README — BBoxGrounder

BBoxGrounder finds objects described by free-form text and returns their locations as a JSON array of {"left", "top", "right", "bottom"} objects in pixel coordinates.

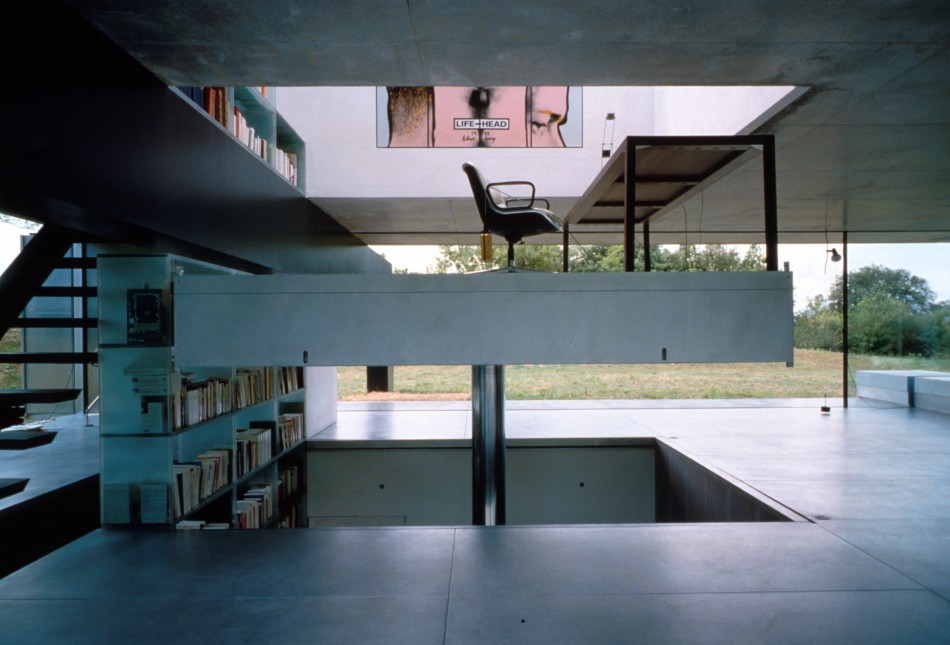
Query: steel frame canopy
[{"left": 563, "top": 135, "right": 778, "bottom": 272}]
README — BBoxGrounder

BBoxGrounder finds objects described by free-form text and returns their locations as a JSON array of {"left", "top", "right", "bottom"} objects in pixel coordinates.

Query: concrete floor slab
[
  {"left": 2, "top": 399, "right": 949, "bottom": 643},
  {"left": 445, "top": 590, "right": 950, "bottom": 645},
  {"left": 448, "top": 523, "right": 919, "bottom": 597}
]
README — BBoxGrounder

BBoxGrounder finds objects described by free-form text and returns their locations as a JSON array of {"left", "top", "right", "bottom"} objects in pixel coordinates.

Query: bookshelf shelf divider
[{"left": 99, "top": 254, "right": 309, "bottom": 529}]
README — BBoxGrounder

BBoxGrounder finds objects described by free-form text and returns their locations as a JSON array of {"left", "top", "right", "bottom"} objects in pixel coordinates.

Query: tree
[
  {"left": 430, "top": 243, "right": 765, "bottom": 274},
  {"left": 794, "top": 295, "right": 842, "bottom": 352},
  {"left": 794, "top": 264, "right": 945, "bottom": 357},
  {"left": 430, "top": 245, "right": 494, "bottom": 273},
  {"left": 430, "top": 244, "right": 564, "bottom": 273},
  {"left": 829, "top": 264, "right": 935, "bottom": 314}
]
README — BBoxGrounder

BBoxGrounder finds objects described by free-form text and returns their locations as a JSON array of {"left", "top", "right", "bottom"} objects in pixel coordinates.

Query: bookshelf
[
  {"left": 98, "top": 254, "right": 310, "bottom": 529},
  {"left": 176, "top": 85, "right": 305, "bottom": 191}
]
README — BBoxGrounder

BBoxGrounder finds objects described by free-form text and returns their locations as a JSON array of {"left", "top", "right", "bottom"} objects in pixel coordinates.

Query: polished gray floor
[
  {"left": 2, "top": 399, "right": 949, "bottom": 644},
  {"left": 0, "top": 413, "right": 99, "bottom": 513}
]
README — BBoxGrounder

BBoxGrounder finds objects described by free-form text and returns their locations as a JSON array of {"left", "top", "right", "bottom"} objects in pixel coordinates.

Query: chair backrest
[
  {"left": 462, "top": 163, "right": 490, "bottom": 225},
  {"left": 463, "top": 162, "right": 512, "bottom": 235}
]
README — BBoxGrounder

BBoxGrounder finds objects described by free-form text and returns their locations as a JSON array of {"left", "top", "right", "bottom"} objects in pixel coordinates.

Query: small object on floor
[
  {"left": 0, "top": 428, "right": 57, "bottom": 450},
  {"left": 0, "top": 477, "right": 29, "bottom": 499}
]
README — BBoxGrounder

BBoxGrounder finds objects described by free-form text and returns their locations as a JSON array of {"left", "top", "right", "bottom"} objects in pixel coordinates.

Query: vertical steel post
[
  {"left": 643, "top": 221, "right": 651, "bottom": 272},
  {"left": 472, "top": 365, "right": 506, "bottom": 526},
  {"left": 562, "top": 223, "right": 570, "bottom": 273},
  {"left": 842, "top": 232, "right": 849, "bottom": 408},
  {"left": 762, "top": 135, "right": 779, "bottom": 271},
  {"left": 624, "top": 137, "right": 636, "bottom": 272}
]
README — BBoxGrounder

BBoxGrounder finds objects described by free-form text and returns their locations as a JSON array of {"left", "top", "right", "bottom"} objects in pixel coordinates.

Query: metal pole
[
  {"left": 472, "top": 365, "right": 506, "bottom": 526},
  {"left": 762, "top": 136, "right": 779, "bottom": 271},
  {"left": 643, "top": 221, "right": 651, "bottom": 272},
  {"left": 624, "top": 137, "right": 636, "bottom": 272},
  {"left": 562, "top": 223, "right": 570, "bottom": 273},
  {"left": 842, "top": 232, "right": 849, "bottom": 408}
]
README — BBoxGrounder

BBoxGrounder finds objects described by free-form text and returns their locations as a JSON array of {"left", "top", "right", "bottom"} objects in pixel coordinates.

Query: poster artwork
[{"left": 381, "top": 86, "right": 581, "bottom": 148}]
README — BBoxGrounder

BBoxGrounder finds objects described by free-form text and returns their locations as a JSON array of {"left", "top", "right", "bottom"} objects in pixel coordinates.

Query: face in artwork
[{"left": 527, "top": 86, "right": 568, "bottom": 147}]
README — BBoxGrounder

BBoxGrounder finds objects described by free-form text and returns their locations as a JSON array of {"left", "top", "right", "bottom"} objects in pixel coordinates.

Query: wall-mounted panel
[{"left": 507, "top": 447, "right": 654, "bottom": 524}]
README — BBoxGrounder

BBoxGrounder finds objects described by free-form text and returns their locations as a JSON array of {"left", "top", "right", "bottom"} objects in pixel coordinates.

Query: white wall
[
  {"left": 276, "top": 86, "right": 796, "bottom": 199},
  {"left": 652, "top": 86, "right": 798, "bottom": 136}
]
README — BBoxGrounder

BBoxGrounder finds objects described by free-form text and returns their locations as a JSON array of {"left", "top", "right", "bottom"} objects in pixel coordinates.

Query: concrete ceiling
[{"left": 63, "top": 1, "right": 950, "bottom": 245}]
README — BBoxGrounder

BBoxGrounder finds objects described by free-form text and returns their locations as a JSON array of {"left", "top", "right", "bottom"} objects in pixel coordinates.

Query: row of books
[
  {"left": 231, "top": 89, "right": 297, "bottom": 187},
  {"left": 204, "top": 86, "right": 230, "bottom": 129},
  {"left": 278, "top": 502, "right": 303, "bottom": 528},
  {"left": 236, "top": 483, "right": 274, "bottom": 529},
  {"left": 172, "top": 366, "right": 303, "bottom": 430},
  {"left": 176, "top": 85, "right": 299, "bottom": 188},
  {"left": 278, "top": 464, "right": 300, "bottom": 502},
  {"left": 236, "top": 425, "right": 273, "bottom": 478},
  {"left": 276, "top": 366, "right": 304, "bottom": 396},
  {"left": 177, "top": 86, "right": 229, "bottom": 129},
  {"left": 173, "top": 375, "right": 233, "bottom": 429},
  {"left": 234, "top": 367, "right": 272, "bottom": 409},
  {"left": 231, "top": 107, "right": 268, "bottom": 159},
  {"left": 277, "top": 413, "right": 305, "bottom": 453},
  {"left": 274, "top": 148, "right": 298, "bottom": 186},
  {"left": 172, "top": 448, "right": 231, "bottom": 519}
]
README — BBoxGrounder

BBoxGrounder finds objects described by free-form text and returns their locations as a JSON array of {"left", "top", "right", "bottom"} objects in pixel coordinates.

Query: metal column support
[
  {"left": 643, "top": 221, "right": 651, "bottom": 272},
  {"left": 842, "top": 232, "right": 849, "bottom": 408},
  {"left": 624, "top": 144, "right": 636, "bottom": 272},
  {"left": 762, "top": 136, "right": 779, "bottom": 271},
  {"left": 562, "top": 223, "right": 570, "bottom": 273},
  {"left": 472, "top": 364, "right": 506, "bottom": 526}
]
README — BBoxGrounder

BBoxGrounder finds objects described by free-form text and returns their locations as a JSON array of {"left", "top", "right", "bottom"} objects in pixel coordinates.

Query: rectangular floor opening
[{"left": 308, "top": 438, "right": 801, "bottom": 527}]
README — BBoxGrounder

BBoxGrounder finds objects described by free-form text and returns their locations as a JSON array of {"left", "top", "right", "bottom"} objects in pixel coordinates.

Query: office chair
[{"left": 462, "top": 163, "right": 562, "bottom": 271}]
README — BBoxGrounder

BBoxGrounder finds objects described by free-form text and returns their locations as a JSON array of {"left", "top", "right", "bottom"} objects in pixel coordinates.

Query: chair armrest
[
  {"left": 504, "top": 197, "right": 551, "bottom": 209},
  {"left": 486, "top": 180, "right": 539, "bottom": 208}
]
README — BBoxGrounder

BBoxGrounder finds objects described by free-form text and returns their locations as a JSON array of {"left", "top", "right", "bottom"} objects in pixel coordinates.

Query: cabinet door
[{"left": 308, "top": 449, "right": 470, "bottom": 526}]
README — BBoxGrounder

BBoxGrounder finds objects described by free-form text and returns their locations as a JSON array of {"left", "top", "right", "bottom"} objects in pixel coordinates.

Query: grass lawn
[
  {"left": 0, "top": 329, "right": 22, "bottom": 390},
  {"left": 5, "top": 333, "right": 947, "bottom": 403},
  {"left": 338, "top": 349, "right": 950, "bottom": 401}
]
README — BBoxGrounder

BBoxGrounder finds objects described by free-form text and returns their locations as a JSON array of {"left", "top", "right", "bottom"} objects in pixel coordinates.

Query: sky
[{"left": 2, "top": 219, "right": 947, "bottom": 312}]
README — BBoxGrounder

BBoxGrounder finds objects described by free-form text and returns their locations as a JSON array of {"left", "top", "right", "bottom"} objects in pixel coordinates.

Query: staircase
[{"left": 0, "top": 225, "right": 97, "bottom": 429}]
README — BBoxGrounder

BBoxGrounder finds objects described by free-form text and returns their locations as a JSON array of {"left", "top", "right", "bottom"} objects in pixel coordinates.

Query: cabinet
[
  {"left": 176, "top": 85, "right": 306, "bottom": 191},
  {"left": 98, "top": 254, "right": 308, "bottom": 529}
]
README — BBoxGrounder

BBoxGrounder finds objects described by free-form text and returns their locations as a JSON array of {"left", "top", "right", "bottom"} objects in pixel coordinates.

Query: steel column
[
  {"left": 624, "top": 137, "right": 636, "bottom": 272},
  {"left": 762, "top": 136, "right": 778, "bottom": 271},
  {"left": 472, "top": 364, "right": 506, "bottom": 526},
  {"left": 842, "top": 232, "right": 849, "bottom": 408},
  {"left": 643, "top": 221, "right": 651, "bottom": 272},
  {"left": 562, "top": 223, "right": 570, "bottom": 273}
]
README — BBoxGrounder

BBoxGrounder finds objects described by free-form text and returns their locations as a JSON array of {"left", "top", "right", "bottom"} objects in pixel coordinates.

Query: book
[
  {"left": 139, "top": 483, "right": 169, "bottom": 524},
  {"left": 172, "top": 463, "right": 202, "bottom": 518},
  {"left": 174, "top": 374, "right": 232, "bottom": 429},
  {"left": 235, "top": 425, "right": 273, "bottom": 478},
  {"left": 276, "top": 366, "right": 303, "bottom": 395},
  {"left": 203, "top": 86, "right": 229, "bottom": 128},
  {"left": 278, "top": 465, "right": 299, "bottom": 500},
  {"left": 277, "top": 413, "right": 304, "bottom": 452},
  {"left": 237, "top": 482, "right": 274, "bottom": 529}
]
